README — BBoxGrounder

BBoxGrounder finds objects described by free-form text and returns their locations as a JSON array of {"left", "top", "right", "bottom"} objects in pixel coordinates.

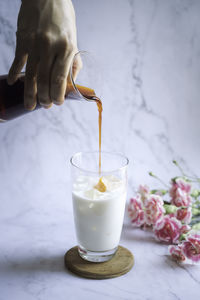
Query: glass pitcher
[{"left": 0, "top": 52, "right": 97, "bottom": 122}]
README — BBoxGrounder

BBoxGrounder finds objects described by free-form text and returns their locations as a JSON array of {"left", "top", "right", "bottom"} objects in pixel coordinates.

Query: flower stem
[
  {"left": 172, "top": 160, "right": 186, "bottom": 177},
  {"left": 149, "top": 172, "right": 169, "bottom": 188},
  {"left": 173, "top": 160, "right": 200, "bottom": 184}
]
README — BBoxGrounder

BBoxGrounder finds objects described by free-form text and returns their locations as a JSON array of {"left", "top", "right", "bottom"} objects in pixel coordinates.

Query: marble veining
[{"left": 0, "top": 0, "right": 200, "bottom": 299}]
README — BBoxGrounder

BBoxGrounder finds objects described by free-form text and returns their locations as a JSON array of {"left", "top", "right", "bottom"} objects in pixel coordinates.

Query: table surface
[{"left": 1, "top": 196, "right": 200, "bottom": 300}]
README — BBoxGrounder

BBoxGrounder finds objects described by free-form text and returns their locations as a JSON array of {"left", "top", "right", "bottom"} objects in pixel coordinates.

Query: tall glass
[{"left": 70, "top": 151, "right": 129, "bottom": 262}]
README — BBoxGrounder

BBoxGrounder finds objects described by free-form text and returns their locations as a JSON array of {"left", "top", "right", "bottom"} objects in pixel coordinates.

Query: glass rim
[{"left": 70, "top": 151, "right": 129, "bottom": 174}]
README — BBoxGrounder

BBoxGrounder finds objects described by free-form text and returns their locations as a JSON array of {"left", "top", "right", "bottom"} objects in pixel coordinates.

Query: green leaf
[
  {"left": 191, "top": 189, "right": 200, "bottom": 199},
  {"left": 164, "top": 204, "right": 177, "bottom": 214},
  {"left": 191, "top": 207, "right": 200, "bottom": 216},
  {"left": 150, "top": 189, "right": 167, "bottom": 195},
  {"left": 179, "top": 233, "right": 187, "bottom": 241},
  {"left": 192, "top": 222, "right": 200, "bottom": 230}
]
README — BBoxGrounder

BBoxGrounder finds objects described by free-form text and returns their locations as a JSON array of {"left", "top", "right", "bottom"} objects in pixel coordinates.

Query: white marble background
[{"left": 0, "top": 0, "right": 200, "bottom": 299}]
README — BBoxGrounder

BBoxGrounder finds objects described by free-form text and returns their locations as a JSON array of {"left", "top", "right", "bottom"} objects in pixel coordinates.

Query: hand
[{"left": 8, "top": 0, "right": 82, "bottom": 110}]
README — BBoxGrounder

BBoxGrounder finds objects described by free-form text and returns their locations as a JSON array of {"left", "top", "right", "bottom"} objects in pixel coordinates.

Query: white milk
[{"left": 72, "top": 175, "right": 127, "bottom": 252}]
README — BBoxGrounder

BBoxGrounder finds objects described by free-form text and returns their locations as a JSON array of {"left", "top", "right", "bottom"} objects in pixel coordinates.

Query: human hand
[{"left": 8, "top": 0, "right": 82, "bottom": 110}]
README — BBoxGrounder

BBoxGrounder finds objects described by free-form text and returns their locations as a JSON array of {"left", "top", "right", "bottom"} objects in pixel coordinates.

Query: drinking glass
[{"left": 70, "top": 151, "right": 129, "bottom": 262}]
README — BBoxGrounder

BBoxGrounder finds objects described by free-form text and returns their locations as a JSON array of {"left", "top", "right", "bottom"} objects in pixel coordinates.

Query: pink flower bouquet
[{"left": 128, "top": 161, "right": 200, "bottom": 265}]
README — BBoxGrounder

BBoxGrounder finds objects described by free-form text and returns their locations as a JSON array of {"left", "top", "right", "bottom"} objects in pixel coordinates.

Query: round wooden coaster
[{"left": 64, "top": 245, "right": 134, "bottom": 279}]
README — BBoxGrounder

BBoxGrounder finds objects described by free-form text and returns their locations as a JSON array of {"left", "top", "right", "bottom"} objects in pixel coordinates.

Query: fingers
[
  {"left": 24, "top": 53, "right": 38, "bottom": 110},
  {"left": 10, "top": 31, "right": 79, "bottom": 109},
  {"left": 50, "top": 51, "right": 74, "bottom": 105},
  {"left": 7, "top": 41, "right": 27, "bottom": 85},
  {"left": 24, "top": 33, "right": 53, "bottom": 110},
  {"left": 37, "top": 56, "right": 53, "bottom": 108},
  {"left": 37, "top": 50, "right": 54, "bottom": 109}
]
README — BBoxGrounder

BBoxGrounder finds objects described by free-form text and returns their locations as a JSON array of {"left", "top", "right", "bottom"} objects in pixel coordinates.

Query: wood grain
[{"left": 64, "top": 245, "right": 134, "bottom": 279}]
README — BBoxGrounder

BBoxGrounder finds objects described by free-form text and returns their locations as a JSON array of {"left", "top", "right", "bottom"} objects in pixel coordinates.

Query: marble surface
[{"left": 0, "top": 0, "right": 200, "bottom": 299}]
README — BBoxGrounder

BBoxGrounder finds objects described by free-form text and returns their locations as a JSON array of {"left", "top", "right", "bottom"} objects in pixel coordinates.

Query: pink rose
[
  {"left": 182, "top": 233, "right": 200, "bottom": 263},
  {"left": 175, "top": 207, "right": 192, "bottom": 224},
  {"left": 128, "top": 196, "right": 145, "bottom": 227},
  {"left": 168, "top": 245, "right": 186, "bottom": 262},
  {"left": 138, "top": 184, "right": 150, "bottom": 201},
  {"left": 144, "top": 195, "right": 165, "bottom": 226},
  {"left": 170, "top": 178, "right": 192, "bottom": 207},
  {"left": 154, "top": 216, "right": 183, "bottom": 244}
]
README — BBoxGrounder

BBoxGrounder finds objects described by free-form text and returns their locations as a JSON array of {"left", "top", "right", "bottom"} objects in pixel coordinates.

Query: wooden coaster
[{"left": 64, "top": 245, "right": 134, "bottom": 279}]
